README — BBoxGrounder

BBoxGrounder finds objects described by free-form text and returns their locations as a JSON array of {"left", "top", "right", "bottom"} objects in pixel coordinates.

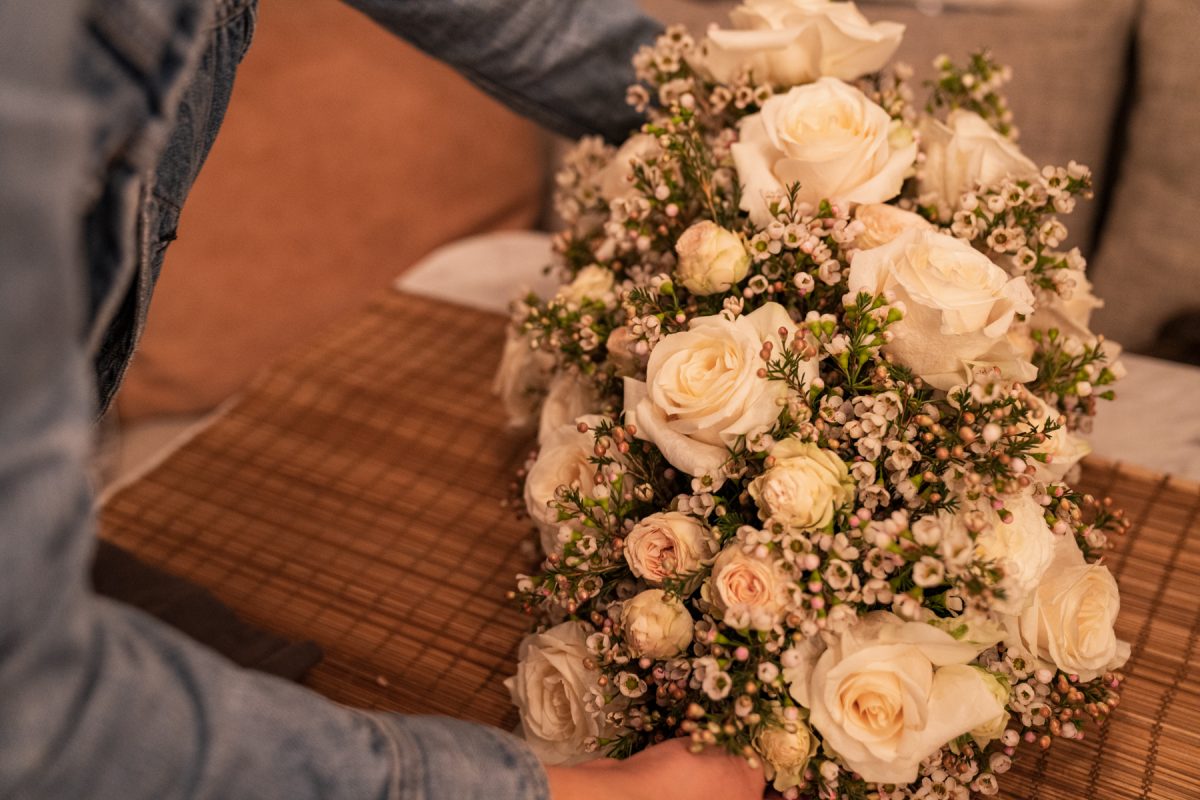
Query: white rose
[
  {"left": 524, "top": 416, "right": 605, "bottom": 555},
  {"left": 696, "top": 0, "right": 904, "bottom": 86},
  {"left": 621, "top": 589, "right": 695, "bottom": 659},
  {"left": 538, "top": 373, "right": 601, "bottom": 446},
  {"left": 733, "top": 78, "right": 917, "bottom": 226},
  {"left": 929, "top": 611, "right": 1006, "bottom": 652},
  {"left": 973, "top": 492, "right": 1056, "bottom": 614},
  {"left": 556, "top": 265, "right": 616, "bottom": 308},
  {"left": 1101, "top": 339, "right": 1127, "bottom": 383},
  {"left": 1023, "top": 394, "right": 1090, "bottom": 481},
  {"left": 625, "top": 303, "right": 815, "bottom": 477},
  {"left": 853, "top": 203, "right": 932, "bottom": 250},
  {"left": 1028, "top": 271, "right": 1104, "bottom": 342},
  {"left": 755, "top": 714, "right": 818, "bottom": 792},
  {"left": 674, "top": 221, "right": 752, "bottom": 296},
  {"left": 795, "top": 612, "right": 1005, "bottom": 784},
  {"left": 847, "top": 228, "right": 1036, "bottom": 390},
  {"left": 505, "top": 621, "right": 609, "bottom": 765},
  {"left": 1008, "top": 534, "right": 1130, "bottom": 682},
  {"left": 749, "top": 439, "right": 854, "bottom": 530},
  {"left": 919, "top": 110, "right": 1037, "bottom": 216},
  {"left": 1009, "top": 268, "right": 1107, "bottom": 368},
  {"left": 494, "top": 331, "right": 554, "bottom": 429},
  {"left": 624, "top": 512, "right": 720, "bottom": 585},
  {"left": 970, "top": 669, "right": 1012, "bottom": 747},
  {"left": 599, "top": 133, "right": 660, "bottom": 203},
  {"left": 704, "top": 545, "right": 791, "bottom": 631}
]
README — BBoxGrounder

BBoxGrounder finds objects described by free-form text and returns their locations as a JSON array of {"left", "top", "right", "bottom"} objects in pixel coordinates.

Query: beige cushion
[
  {"left": 117, "top": 0, "right": 545, "bottom": 420},
  {"left": 859, "top": 0, "right": 1136, "bottom": 251},
  {"left": 1089, "top": 0, "right": 1200, "bottom": 351}
]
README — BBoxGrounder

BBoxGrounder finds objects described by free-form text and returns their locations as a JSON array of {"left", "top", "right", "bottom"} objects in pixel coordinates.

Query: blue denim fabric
[
  {"left": 92, "top": 0, "right": 661, "bottom": 413},
  {"left": 0, "top": 0, "right": 659, "bottom": 797},
  {"left": 86, "top": 0, "right": 261, "bottom": 413}
]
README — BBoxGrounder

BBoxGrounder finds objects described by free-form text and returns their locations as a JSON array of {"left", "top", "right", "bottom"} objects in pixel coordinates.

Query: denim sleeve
[
  {"left": 342, "top": 0, "right": 663, "bottom": 142},
  {"left": 0, "top": 3, "right": 547, "bottom": 799}
]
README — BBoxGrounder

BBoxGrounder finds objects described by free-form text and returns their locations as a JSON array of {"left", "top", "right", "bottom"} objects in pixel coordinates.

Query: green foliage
[{"left": 927, "top": 50, "right": 1016, "bottom": 137}]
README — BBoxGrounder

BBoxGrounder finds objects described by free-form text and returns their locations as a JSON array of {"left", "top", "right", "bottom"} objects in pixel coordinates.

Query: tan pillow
[
  {"left": 859, "top": 0, "right": 1136, "bottom": 251},
  {"left": 1090, "top": 0, "right": 1200, "bottom": 351},
  {"left": 116, "top": 0, "right": 545, "bottom": 420}
]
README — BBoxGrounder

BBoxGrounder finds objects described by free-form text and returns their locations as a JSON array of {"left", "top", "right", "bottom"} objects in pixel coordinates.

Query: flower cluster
[
  {"left": 497, "top": 3, "right": 1128, "bottom": 798},
  {"left": 927, "top": 50, "right": 1016, "bottom": 138}
]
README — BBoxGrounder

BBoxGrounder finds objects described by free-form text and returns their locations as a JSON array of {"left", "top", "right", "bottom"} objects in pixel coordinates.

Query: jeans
[{"left": 0, "top": 1, "right": 659, "bottom": 797}]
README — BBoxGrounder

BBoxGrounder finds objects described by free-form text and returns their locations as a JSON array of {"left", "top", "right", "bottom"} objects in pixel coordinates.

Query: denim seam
[
  {"left": 483, "top": 726, "right": 551, "bottom": 800},
  {"left": 369, "top": 714, "right": 422, "bottom": 800},
  {"left": 151, "top": 187, "right": 183, "bottom": 212},
  {"left": 211, "top": 0, "right": 256, "bottom": 31},
  {"left": 84, "top": 170, "right": 143, "bottom": 362},
  {"left": 87, "top": 0, "right": 219, "bottom": 414}
]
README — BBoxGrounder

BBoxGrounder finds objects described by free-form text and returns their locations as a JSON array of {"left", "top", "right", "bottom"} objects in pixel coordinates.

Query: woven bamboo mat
[{"left": 100, "top": 291, "right": 1200, "bottom": 799}]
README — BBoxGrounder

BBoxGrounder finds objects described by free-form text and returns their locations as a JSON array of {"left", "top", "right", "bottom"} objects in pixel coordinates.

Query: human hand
[{"left": 545, "top": 737, "right": 766, "bottom": 800}]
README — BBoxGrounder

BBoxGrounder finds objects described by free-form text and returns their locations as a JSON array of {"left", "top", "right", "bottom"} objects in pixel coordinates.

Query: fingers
[
  {"left": 687, "top": 742, "right": 766, "bottom": 800},
  {"left": 597, "top": 737, "right": 766, "bottom": 800}
]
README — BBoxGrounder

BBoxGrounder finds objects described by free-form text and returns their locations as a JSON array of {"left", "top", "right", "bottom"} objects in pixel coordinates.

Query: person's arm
[
  {"left": 340, "top": 0, "right": 663, "bottom": 142},
  {"left": 0, "top": 6, "right": 761, "bottom": 800},
  {"left": 0, "top": 4, "right": 543, "bottom": 799}
]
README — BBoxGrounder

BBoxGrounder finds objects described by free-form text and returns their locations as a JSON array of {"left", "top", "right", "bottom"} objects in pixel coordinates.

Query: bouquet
[{"left": 498, "top": 2, "right": 1129, "bottom": 797}]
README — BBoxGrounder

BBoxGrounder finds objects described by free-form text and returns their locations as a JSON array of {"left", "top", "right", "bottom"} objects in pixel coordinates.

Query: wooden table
[{"left": 101, "top": 291, "right": 1200, "bottom": 799}]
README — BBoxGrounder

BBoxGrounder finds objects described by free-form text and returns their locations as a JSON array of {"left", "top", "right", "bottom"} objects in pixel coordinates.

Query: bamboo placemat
[{"left": 100, "top": 291, "right": 1200, "bottom": 799}]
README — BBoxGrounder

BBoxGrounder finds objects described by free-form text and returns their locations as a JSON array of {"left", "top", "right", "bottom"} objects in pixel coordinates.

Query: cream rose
[
  {"left": 755, "top": 714, "right": 818, "bottom": 792},
  {"left": 556, "top": 265, "right": 616, "bottom": 308},
  {"left": 970, "top": 669, "right": 1012, "bottom": 746},
  {"left": 624, "top": 303, "right": 815, "bottom": 478},
  {"left": 1007, "top": 535, "right": 1130, "bottom": 682},
  {"left": 1023, "top": 394, "right": 1090, "bottom": 481},
  {"left": 524, "top": 416, "right": 605, "bottom": 555},
  {"left": 621, "top": 589, "right": 695, "bottom": 659},
  {"left": 696, "top": 0, "right": 904, "bottom": 86},
  {"left": 494, "top": 331, "right": 554, "bottom": 429},
  {"left": 1027, "top": 271, "right": 1104, "bottom": 342},
  {"left": 704, "top": 545, "right": 791, "bottom": 630},
  {"left": 732, "top": 78, "right": 917, "bottom": 226},
  {"left": 929, "top": 611, "right": 1006, "bottom": 652},
  {"left": 749, "top": 440, "right": 854, "bottom": 530},
  {"left": 505, "top": 621, "right": 609, "bottom": 765},
  {"left": 919, "top": 109, "right": 1038, "bottom": 216},
  {"left": 599, "top": 133, "right": 660, "bottom": 203},
  {"left": 847, "top": 227, "right": 1036, "bottom": 390},
  {"left": 538, "top": 373, "right": 601, "bottom": 446},
  {"left": 853, "top": 203, "right": 932, "bottom": 250},
  {"left": 624, "top": 512, "right": 720, "bottom": 585},
  {"left": 973, "top": 492, "right": 1056, "bottom": 614},
  {"left": 674, "top": 221, "right": 752, "bottom": 296},
  {"left": 794, "top": 612, "right": 1005, "bottom": 784}
]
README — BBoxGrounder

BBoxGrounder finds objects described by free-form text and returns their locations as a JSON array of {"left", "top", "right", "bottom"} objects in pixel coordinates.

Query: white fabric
[{"left": 396, "top": 230, "right": 559, "bottom": 314}]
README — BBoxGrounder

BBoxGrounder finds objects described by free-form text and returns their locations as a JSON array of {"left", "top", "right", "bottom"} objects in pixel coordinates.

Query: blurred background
[{"left": 104, "top": 0, "right": 1199, "bottom": 478}]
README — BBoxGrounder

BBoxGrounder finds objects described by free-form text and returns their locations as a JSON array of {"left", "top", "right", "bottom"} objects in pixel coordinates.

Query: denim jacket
[{"left": 0, "top": 1, "right": 658, "bottom": 798}]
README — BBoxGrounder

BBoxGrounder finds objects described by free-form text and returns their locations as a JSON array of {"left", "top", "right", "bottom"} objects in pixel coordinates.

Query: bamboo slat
[{"left": 101, "top": 291, "right": 1200, "bottom": 799}]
